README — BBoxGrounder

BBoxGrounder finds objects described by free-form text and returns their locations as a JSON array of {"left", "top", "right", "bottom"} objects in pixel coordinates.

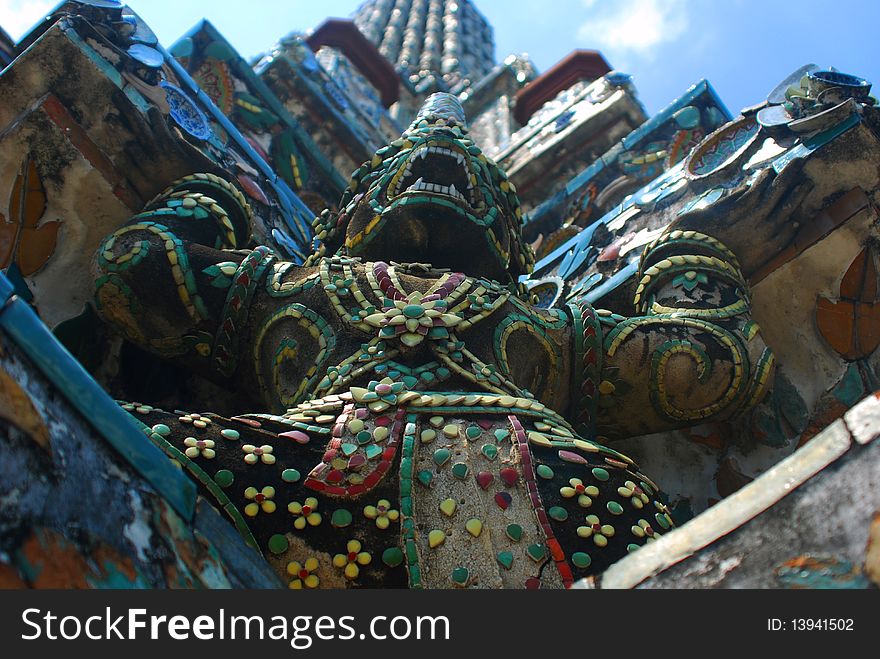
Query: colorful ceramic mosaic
[
  {"left": 90, "top": 91, "right": 776, "bottom": 588},
  {"left": 3, "top": 0, "right": 880, "bottom": 597}
]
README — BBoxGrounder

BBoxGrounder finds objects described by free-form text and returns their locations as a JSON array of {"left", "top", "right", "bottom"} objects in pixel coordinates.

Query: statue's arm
[
  {"left": 569, "top": 230, "right": 774, "bottom": 439},
  {"left": 92, "top": 174, "right": 283, "bottom": 391}
]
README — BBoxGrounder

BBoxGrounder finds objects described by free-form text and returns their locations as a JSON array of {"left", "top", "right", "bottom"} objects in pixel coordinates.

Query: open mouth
[{"left": 386, "top": 143, "right": 484, "bottom": 211}]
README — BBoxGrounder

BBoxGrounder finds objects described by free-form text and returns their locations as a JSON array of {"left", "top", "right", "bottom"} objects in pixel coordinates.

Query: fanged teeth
[
  {"left": 422, "top": 145, "right": 466, "bottom": 165},
  {"left": 405, "top": 178, "right": 467, "bottom": 202},
  {"left": 390, "top": 145, "right": 477, "bottom": 204}
]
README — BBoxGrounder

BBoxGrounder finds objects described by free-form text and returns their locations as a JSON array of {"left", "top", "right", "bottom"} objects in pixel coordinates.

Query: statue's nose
[{"left": 410, "top": 92, "right": 467, "bottom": 130}]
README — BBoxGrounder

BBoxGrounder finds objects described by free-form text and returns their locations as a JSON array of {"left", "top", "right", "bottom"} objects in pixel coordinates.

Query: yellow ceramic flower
[
  {"left": 183, "top": 436, "right": 216, "bottom": 459},
  {"left": 332, "top": 539, "right": 372, "bottom": 580},
  {"left": 576, "top": 514, "right": 615, "bottom": 547},
  {"left": 363, "top": 499, "right": 400, "bottom": 529},
  {"left": 560, "top": 478, "right": 599, "bottom": 508},
  {"left": 288, "top": 497, "right": 322, "bottom": 529},
  {"left": 243, "top": 486, "right": 276, "bottom": 516},
  {"left": 287, "top": 557, "right": 319, "bottom": 589},
  {"left": 631, "top": 518, "right": 660, "bottom": 542},
  {"left": 617, "top": 480, "right": 650, "bottom": 509},
  {"left": 242, "top": 444, "right": 275, "bottom": 465}
]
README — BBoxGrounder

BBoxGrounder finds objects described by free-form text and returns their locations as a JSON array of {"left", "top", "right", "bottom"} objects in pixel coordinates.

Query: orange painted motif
[
  {"left": 0, "top": 157, "right": 61, "bottom": 276},
  {"left": 0, "top": 363, "right": 50, "bottom": 452},
  {"left": 817, "top": 246, "right": 880, "bottom": 360}
]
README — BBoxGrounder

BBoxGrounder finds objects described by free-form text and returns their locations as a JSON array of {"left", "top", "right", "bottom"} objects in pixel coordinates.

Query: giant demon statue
[{"left": 93, "top": 93, "right": 771, "bottom": 588}]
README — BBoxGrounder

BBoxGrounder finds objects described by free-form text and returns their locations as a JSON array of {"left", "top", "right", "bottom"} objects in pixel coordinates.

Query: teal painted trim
[
  {"left": 803, "top": 110, "right": 860, "bottom": 150},
  {"left": 622, "top": 79, "right": 731, "bottom": 149},
  {"left": 60, "top": 22, "right": 122, "bottom": 87},
  {"left": 0, "top": 280, "right": 197, "bottom": 520},
  {"left": 772, "top": 111, "right": 861, "bottom": 174},
  {"left": 704, "top": 80, "right": 734, "bottom": 125}
]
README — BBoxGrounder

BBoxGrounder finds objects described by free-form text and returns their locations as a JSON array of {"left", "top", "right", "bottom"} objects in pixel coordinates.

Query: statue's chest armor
[
  {"left": 405, "top": 413, "right": 565, "bottom": 589},
  {"left": 299, "top": 393, "right": 577, "bottom": 589},
  {"left": 263, "top": 258, "right": 573, "bottom": 416},
  {"left": 150, "top": 386, "right": 668, "bottom": 590}
]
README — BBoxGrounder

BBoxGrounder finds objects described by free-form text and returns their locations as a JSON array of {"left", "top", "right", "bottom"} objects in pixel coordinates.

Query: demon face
[{"left": 310, "top": 93, "right": 534, "bottom": 283}]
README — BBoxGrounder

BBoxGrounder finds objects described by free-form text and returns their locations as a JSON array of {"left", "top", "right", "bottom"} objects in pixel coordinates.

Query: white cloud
[
  {"left": 577, "top": 0, "right": 690, "bottom": 61},
  {"left": 1, "top": 0, "right": 59, "bottom": 41}
]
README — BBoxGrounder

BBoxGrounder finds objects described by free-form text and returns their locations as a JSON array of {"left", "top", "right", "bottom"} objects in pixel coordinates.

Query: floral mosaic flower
[
  {"left": 242, "top": 443, "right": 275, "bottom": 465},
  {"left": 288, "top": 497, "right": 322, "bottom": 529},
  {"left": 631, "top": 518, "right": 660, "bottom": 542},
  {"left": 243, "top": 486, "right": 276, "bottom": 516},
  {"left": 617, "top": 480, "right": 650, "bottom": 509},
  {"left": 324, "top": 274, "right": 354, "bottom": 297},
  {"left": 350, "top": 377, "right": 406, "bottom": 412},
  {"left": 357, "top": 342, "right": 386, "bottom": 362},
  {"left": 363, "top": 499, "right": 400, "bottom": 529},
  {"left": 364, "top": 291, "right": 461, "bottom": 348},
  {"left": 183, "top": 436, "right": 216, "bottom": 459},
  {"left": 333, "top": 539, "right": 372, "bottom": 580},
  {"left": 287, "top": 557, "right": 319, "bottom": 589},
  {"left": 560, "top": 478, "right": 599, "bottom": 508},
  {"left": 179, "top": 412, "right": 211, "bottom": 428},
  {"left": 576, "top": 514, "right": 615, "bottom": 547},
  {"left": 596, "top": 366, "right": 632, "bottom": 409}
]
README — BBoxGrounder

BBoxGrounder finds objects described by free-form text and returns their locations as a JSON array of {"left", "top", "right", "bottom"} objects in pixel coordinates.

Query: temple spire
[{"left": 353, "top": 0, "right": 495, "bottom": 93}]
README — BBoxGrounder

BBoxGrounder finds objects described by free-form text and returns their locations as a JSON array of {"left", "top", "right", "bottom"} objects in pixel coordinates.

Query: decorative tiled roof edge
[
  {"left": 460, "top": 58, "right": 534, "bottom": 114},
  {"left": 156, "top": 41, "right": 317, "bottom": 257},
  {"left": 573, "top": 391, "right": 880, "bottom": 589},
  {"left": 526, "top": 79, "right": 730, "bottom": 230},
  {"left": 176, "top": 19, "right": 349, "bottom": 198},
  {"left": 254, "top": 34, "right": 392, "bottom": 164},
  {"left": 514, "top": 50, "right": 612, "bottom": 125},
  {"left": 0, "top": 272, "right": 198, "bottom": 521},
  {"left": 306, "top": 18, "right": 401, "bottom": 107},
  {"left": 13, "top": 9, "right": 317, "bottom": 259}
]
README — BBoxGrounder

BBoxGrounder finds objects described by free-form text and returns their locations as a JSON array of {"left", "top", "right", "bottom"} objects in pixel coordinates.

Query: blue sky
[{"left": 2, "top": 0, "right": 878, "bottom": 115}]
